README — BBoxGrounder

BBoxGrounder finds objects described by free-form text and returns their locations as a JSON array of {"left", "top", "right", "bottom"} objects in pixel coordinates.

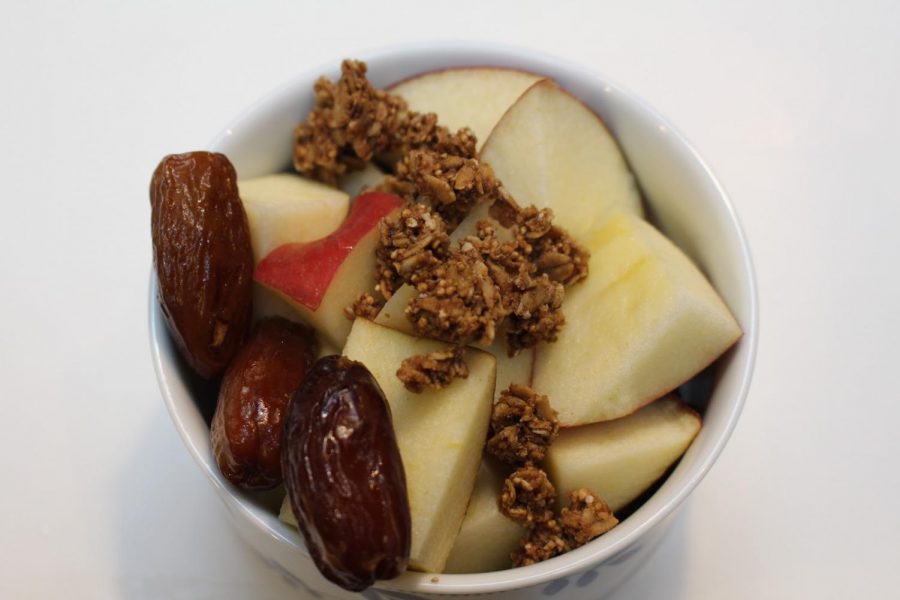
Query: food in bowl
[{"left": 149, "top": 59, "right": 741, "bottom": 592}]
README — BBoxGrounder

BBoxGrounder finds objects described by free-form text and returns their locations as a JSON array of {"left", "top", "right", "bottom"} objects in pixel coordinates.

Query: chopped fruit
[
  {"left": 279, "top": 494, "right": 298, "bottom": 528},
  {"left": 545, "top": 396, "right": 701, "bottom": 512},
  {"left": 443, "top": 460, "right": 525, "bottom": 574},
  {"left": 389, "top": 67, "right": 543, "bottom": 150},
  {"left": 480, "top": 80, "right": 643, "bottom": 241},
  {"left": 342, "top": 318, "right": 496, "bottom": 573},
  {"left": 254, "top": 191, "right": 403, "bottom": 348},
  {"left": 532, "top": 213, "right": 741, "bottom": 425},
  {"left": 338, "top": 162, "right": 385, "bottom": 198},
  {"left": 238, "top": 173, "right": 349, "bottom": 264}
]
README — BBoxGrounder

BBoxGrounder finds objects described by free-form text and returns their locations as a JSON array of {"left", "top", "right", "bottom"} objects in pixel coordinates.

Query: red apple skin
[{"left": 255, "top": 191, "right": 403, "bottom": 310}]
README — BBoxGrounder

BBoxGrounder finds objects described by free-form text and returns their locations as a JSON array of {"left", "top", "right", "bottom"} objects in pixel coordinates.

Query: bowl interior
[{"left": 150, "top": 44, "right": 757, "bottom": 595}]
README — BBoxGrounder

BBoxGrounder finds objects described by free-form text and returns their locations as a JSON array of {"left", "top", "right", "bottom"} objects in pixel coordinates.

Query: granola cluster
[
  {"left": 396, "top": 345, "right": 468, "bottom": 393},
  {"left": 487, "top": 384, "right": 559, "bottom": 465},
  {"left": 487, "top": 383, "right": 617, "bottom": 567},
  {"left": 490, "top": 194, "right": 589, "bottom": 287},
  {"left": 293, "top": 60, "right": 406, "bottom": 185},
  {"left": 383, "top": 149, "right": 501, "bottom": 228},
  {"left": 293, "top": 59, "right": 477, "bottom": 187},
  {"left": 375, "top": 203, "right": 451, "bottom": 300}
]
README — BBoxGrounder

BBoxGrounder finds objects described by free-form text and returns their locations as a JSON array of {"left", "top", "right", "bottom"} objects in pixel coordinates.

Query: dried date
[
  {"left": 210, "top": 317, "right": 317, "bottom": 490},
  {"left": 282, "top": 356, "right": 410, "bottom": 591},
  {"left": 150, "top": 151, "right": 254, "bottom": 378}
]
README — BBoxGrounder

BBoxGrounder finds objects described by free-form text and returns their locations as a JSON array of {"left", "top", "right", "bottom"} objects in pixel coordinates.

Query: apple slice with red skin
[{"left": 255, "top": 191, "right": 403, "bottom": 348}]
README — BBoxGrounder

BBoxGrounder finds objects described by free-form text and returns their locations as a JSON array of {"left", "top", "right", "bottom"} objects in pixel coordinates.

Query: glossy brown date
[
  {"left": 150, "top": 151, "right": 254, "bottom": 378},
  {"left": 282, "top": 356, "right": 411, "bottom": 591},
  {"left": 210, "top": 317, "right": 318, "bottom": 490}
]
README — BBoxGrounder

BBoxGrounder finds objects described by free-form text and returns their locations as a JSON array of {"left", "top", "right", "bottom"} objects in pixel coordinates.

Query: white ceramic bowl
[{"left": 149, "top": 43, "right": 758, "bottom": 600}]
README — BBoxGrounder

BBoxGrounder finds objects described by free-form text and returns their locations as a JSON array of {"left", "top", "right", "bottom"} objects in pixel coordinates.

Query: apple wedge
[
  {"left": 338, "top": 162, "right": 386, "bottom": 198},
  {"left": 532, "top": 213, "right": 742, "bottom": 425},
  {"left": 238, "top": 173, "right": 349, "bottom": 264},
  {"left": 480, "top": 80, "right": 643, "bottom": 241},
  {"left": 546, "top": 395, "right": 701, "bottom": 512},
  {"left": 342, "top": 319, "right": 496, "bottom": 573},
  {"left": 254, "top": 191, "right": 403, "bottom": 348},
  {"left": 390, "top": 68, "right": 543, "bottom": 150},
  {"left": 444, "top": 458, "right": 523, "bottom": 574}
]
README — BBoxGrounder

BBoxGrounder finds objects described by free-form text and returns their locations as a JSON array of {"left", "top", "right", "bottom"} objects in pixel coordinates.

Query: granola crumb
[
  {"left": 499, "top": 465, "right": 557, "bottom": 528},
  {"left": 347, "top": 292, "right": 381, "bottom": 320},
  {"left": 396, "top": 345, "right": 469, "bottom": 393},
  {"left": 560, "top": 487, "right": 619, "bottom": 546},
  {"left": 512, "top": 520, "right": 570, "bottom": 567},
  {"left": 487, "top": 384, "right": 560, "bottom": 465}
]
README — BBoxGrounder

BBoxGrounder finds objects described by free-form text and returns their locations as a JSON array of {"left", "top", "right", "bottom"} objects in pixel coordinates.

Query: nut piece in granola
[
  {"left": 487, "top": 384, "right": 559, "bottom": 465},
  {"left": 396, "top": 345, "right": 469, "bottom": 393},
  {"left": 499, "top": 465, "right": 557, "bottom": 528},
  {"left": 560, "top": 487, "right": 619, "bottom": 546}
]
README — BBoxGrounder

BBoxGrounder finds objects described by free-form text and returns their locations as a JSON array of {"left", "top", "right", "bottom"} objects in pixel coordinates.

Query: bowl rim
[{"left": 149, "top": 41, "right": 759, "bottom": 595}]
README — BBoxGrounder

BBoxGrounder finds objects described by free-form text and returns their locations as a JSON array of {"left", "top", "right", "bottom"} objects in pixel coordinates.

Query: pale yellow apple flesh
[
  {"left": 546, "top": 395, "right": 701, "bottom": 512},
  {"left": 338, "top": 162, "right": 386, "bottom": 198},
  {"left": 443, "top": 459, "right": 523, "bottom": 574},
  {"left": 480, "top": 80, "right": 643, "bottom": 241},
  {"left": 390, "top": 68, "right": 543, "bottom": 151},
  {"left": 342, "top": 318, "right": 496, "bottom": 573},
  {"left": 238, "top": 173, "right": 349, "bottom": 264},
  {"left": 532, "top": 213, "right": 742, "bottom": 425},
  {"left": 278, "top": 493, "right": 298, "bottom": 528}
]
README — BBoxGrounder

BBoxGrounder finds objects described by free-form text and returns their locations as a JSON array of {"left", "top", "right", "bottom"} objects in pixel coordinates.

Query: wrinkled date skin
[
  {"left": 150, "top": 151, "right": 254, "bottom": 378},
  {"left": 210, "top": 317, "right": 317, "bottom": 490},
  {"left": 282, "top": 356, "right": 411, "bottom": 591}
]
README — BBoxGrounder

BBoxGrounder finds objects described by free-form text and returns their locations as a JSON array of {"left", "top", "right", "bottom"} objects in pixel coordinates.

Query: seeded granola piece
[
  {"left": 487, "top": 384, "right": 560, "bottom": 465},
  {"left": 405, "top": 246, "right": 505, "bottom": 346},
  {"left": 374, "top": 204, "right": 450, "bottom": 300},
  {"left": 560, "top": 488, "right": 619, "bottom": 546},
  {"left": 490, "top": 194, "right": 590, "bottom": 286},
  {"left": 385, "top": 149, "right": 502, "bottom": 229},
  {"left": 347, "top": 292, "right": 381, "bottom": 320},
  {"left": 293, "top": 60, "right": 408, "bottom": 185},
  {"left": 499, "top": 465, "right": 557, "bottom": 528},
  {"left": 505, "top": 273, "right": 566, "bottom": 355},
  {"left": 396, "top": 345, "right": 469, "bottom": 393},
  {"left": 394, "top": 112, "right": 478, "bottom": 160},
  {"left": 511, "top": 519, "right": 571, "bottom": 567}
]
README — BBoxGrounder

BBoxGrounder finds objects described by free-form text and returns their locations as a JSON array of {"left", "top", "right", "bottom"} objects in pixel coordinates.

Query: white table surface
[{"left": 1, "top": 1, "right": 898, "bottom": 598}]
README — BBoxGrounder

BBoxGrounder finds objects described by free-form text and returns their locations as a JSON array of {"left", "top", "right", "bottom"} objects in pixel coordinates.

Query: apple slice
[
  {"left": 532, "top": 213, "right": 742, "bottom": 425},
  {"left": 443, "top": 458, "right": 523, "bottom": 574},
  {"left": 389, "top": 68, "right": 543, "bottom": 150},
  {"left": 546, "top": 395, "right": 701, "bottom": 512},
  {"left": 480, "top": 80, "right": 643, "bottom": 241},
  {"left": 254, "top": 191, "right": 403, "bottom": 348},
  {"left": 342, "top": 318, "right": 496, "bottom": 573},
  {"left": 238, "top": 173, "right": 349, "bottom": 264},
  {"left": 338, "top": 162, "right": 386, "bottom": 198},
  {"left": 279, "top": 493, "right": 298, "bottom": 528}
]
